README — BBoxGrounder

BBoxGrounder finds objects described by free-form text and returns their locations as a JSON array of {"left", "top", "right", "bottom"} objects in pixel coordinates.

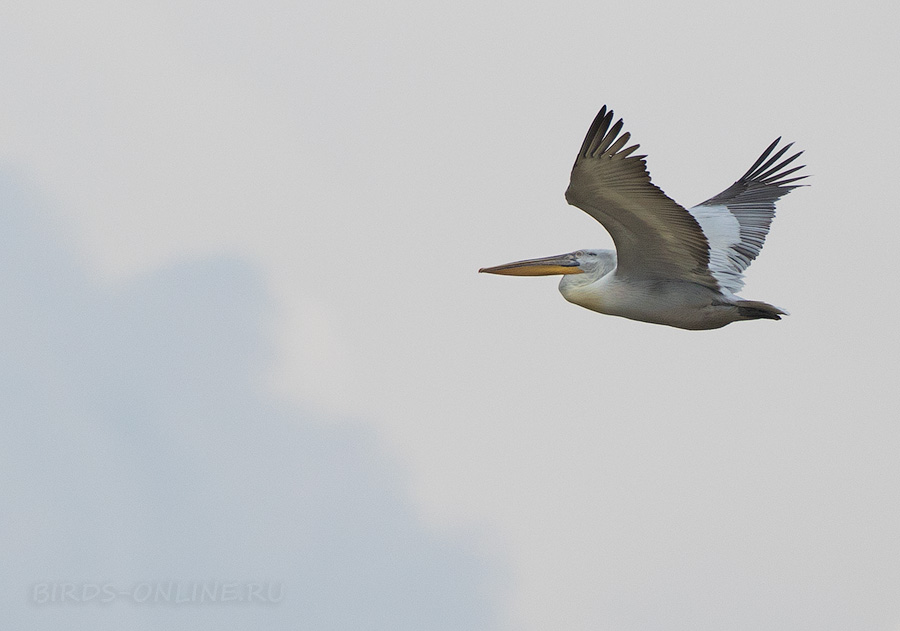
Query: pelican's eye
[{"left": 575, "top": 250, "right": 585, "bottom": 257}]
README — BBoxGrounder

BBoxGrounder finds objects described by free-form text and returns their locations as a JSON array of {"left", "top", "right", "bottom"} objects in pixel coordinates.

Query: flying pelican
[{"left": 479, "top": 106, "right": 806, "bottom": 330}]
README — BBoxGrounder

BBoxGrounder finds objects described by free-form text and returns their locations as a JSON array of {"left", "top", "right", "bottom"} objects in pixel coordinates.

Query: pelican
[{"left": 479, "top": 105, "right": 806, "bottom": 330}]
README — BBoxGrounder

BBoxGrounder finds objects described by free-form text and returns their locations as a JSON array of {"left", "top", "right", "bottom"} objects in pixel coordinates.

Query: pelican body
[{"left": 480, "top": 106, "right": 806, "bottom": 330}]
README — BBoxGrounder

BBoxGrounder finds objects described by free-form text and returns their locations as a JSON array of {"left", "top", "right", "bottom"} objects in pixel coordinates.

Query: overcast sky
[{"left": 3, "top": 1, "right": 899, "bottom": 629}]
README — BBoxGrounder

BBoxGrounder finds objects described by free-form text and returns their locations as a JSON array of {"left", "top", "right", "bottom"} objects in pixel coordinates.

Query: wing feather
[
  {"left": 565, "top": 107, "right": 718, "bottom": 289},
  {"left": 689, "top": 139, "right": 807, "bottom": 293}
]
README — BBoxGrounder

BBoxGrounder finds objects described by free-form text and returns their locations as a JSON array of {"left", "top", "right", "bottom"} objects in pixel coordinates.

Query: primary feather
[
  {"left": 688, "top": 139, "right": 807, "bottom": 294},
  {"left": 565, "top": 106, "right": 720, "bottom": 290}
]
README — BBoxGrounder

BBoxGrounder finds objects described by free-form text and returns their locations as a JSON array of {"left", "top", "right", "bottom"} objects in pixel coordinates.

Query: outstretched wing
[
  {"left": 565, "top": 107, "right": 719, "bottom": 290},
  {"left": 688, "top": 139, "right": 807, "bottom": 294}
]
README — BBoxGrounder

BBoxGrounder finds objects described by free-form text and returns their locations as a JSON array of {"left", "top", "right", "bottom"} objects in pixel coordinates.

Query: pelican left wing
[{"left": 565, "top": 107, "right": 719, "bottom": 290}]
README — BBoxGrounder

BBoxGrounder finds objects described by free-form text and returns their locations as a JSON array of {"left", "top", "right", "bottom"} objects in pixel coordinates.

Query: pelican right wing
[
  {"left": 689, "top": 139, "right": 807, "bottom": 294},
  {"left": 565, "top": 107, "right": 720, "bottom": 290}
]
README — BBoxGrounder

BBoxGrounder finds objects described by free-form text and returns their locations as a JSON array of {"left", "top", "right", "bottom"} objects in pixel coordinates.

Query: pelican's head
[{"left": 479, "top": 249, "right": 613, "bottom": 279}]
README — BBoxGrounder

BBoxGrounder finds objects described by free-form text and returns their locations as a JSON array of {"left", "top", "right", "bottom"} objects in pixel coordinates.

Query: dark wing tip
[
  {"left": 576, "top": 105, "right": 641, "bottom": 164},
  {"left": 697, "top": 137, "right": 808, "bottom": 207},
  {"left": 742, "top": 139, "right": 806, "bottom": 184},
  {"left": 577, "top": 106, "right": 610, "bottom": 158}
]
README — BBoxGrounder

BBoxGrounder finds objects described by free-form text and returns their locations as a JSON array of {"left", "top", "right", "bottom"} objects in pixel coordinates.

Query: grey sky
[
  {"left": 0, "top": 174, "right": 500, "bottom": 629},
  {"left": 3, "top": 0, "right": 900, "bottom": 629}
]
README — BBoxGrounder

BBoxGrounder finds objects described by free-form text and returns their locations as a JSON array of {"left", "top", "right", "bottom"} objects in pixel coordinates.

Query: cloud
[{"left": 0, "top": 173, "right": 502, "bottom": 630}]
